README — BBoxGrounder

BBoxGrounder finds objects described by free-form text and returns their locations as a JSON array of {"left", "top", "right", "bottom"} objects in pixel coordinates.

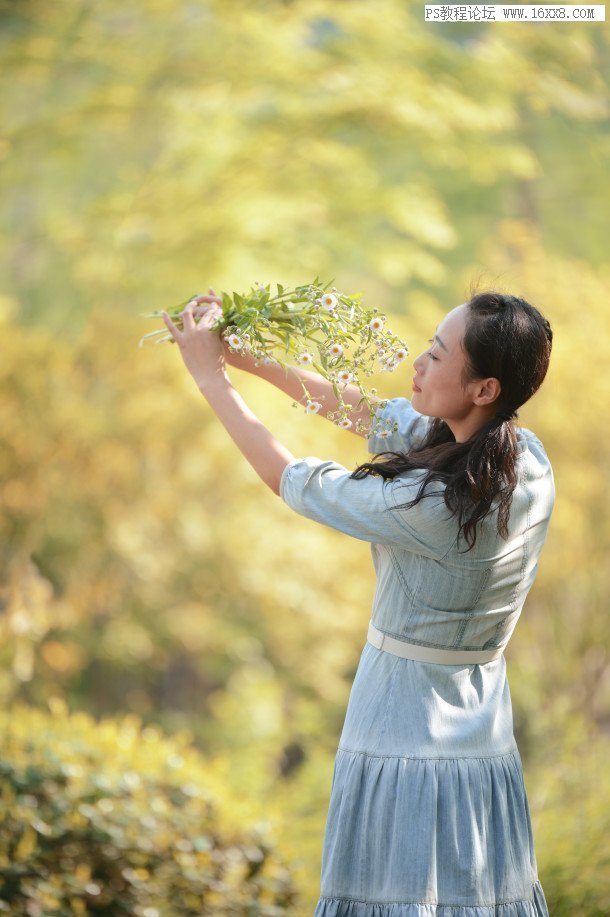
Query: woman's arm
[
  {"left": 162, "top": 300, "right": 294, "bottom": 495},
  {"left": 197, "top": 374, "right": 294, "bottom": 495},
  {"left": 225, "top": 347, "right": 377, "bottom": 438},
  {"left": 190, "top": 291, "right": 378, "bottom": 437}
]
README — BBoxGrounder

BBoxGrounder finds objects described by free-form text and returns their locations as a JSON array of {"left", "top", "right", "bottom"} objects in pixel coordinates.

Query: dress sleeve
[
  {"left": 367, "top": 397, "right": 432, "bottom": 456},
  {"left": 279, "top": 456, "right": 456, "bottom": 559}
]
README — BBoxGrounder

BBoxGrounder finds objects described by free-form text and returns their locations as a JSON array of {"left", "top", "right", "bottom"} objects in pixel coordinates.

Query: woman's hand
[{"left": 162, "top": 289, "right": 228, "bottom": 390}]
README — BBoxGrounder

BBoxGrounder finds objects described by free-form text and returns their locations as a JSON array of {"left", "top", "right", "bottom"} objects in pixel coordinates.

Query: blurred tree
[
  {"left": 1, "top": 0, "right": 609, "bottom": 911},
  {"left": 0, "top": 0, "right": 608, "bottom": 334}
]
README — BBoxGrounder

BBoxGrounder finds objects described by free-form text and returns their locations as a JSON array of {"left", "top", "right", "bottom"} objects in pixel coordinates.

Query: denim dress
[{"left": 279, "top": 398, "right": 555, "bottom": 916}]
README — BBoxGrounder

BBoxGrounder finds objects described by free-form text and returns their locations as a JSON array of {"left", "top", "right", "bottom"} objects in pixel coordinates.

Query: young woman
[{"left": 162, "top": 289, "right": 554, "bottom": 916}]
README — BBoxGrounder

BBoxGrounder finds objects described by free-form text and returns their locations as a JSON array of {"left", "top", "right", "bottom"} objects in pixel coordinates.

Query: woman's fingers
[
  {"left": 162, "top": 289, "right": 222, "bottom": 343},
  {"left": 162, "top": 311, "right": 181, "bottom": 342},
  {"left": 193, "top": 297, "right": 222, "bottom": 307},
  {"left": 180, "top": 300, "right": 196, "bottom": 332},
  {"left": 193, "top": 301, "right": 222, "bottom": 315},
  {"left": 190, "top": 287, "right": 222, "bottom": 306}
]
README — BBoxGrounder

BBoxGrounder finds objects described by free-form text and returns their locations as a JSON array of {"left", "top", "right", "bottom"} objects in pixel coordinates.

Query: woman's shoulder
[
  {"left": 514, "top": 426, "right": 555, "bottom": 518},
  {"left": 368, "top": 397, "right": 432, "bottom": 455},
  {"left": 515, "top": 425, "right": 553, "bottom": 473}
]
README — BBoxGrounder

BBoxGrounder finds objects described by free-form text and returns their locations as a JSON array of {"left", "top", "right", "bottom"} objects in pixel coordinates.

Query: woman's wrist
[
  {"left": 223, "top": 343, "right": 258, "bottom": 374},
  {"left": 196, "top": 370, "right": 232, "bottom": 396}
]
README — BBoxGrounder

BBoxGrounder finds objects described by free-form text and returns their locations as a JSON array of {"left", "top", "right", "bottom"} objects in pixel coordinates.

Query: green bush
[{"left": 0, "top": 701, "right": 297, "bottom": 916}]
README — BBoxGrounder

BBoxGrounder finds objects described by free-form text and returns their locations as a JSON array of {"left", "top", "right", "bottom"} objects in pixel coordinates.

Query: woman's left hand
[{"left": 162, "top": 296, "right": 227, "bottom": 389}]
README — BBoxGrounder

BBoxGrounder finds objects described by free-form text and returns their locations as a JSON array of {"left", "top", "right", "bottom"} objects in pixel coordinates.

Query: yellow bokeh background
[{"left": 1, "top": 1, "right": 609, "bottom": 913}]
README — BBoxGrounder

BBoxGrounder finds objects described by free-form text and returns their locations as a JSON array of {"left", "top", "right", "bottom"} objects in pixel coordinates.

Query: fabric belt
[{"left": 367, "top": 619, "right": 504, "bottom": 665}]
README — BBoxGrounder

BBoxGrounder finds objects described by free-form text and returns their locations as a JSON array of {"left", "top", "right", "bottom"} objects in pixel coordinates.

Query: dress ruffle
[
  {"left": 314, "top": 748, "right": 548, "bottom": 916},
  {"left": 314, "top": 878, "right": 548, "bottom": 916}
]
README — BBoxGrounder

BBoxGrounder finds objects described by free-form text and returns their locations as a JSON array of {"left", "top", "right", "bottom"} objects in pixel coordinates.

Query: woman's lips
[{"left": 412, "top": 381, "right": 422, "bottom": 392}]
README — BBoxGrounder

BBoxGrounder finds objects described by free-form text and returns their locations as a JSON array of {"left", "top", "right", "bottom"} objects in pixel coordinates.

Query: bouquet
[{"left": 139, "top": 278, "right": 409, "bottom": 438}]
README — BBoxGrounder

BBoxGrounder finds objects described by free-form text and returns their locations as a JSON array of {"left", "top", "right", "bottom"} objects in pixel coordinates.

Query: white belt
[{"left": 367, "top": 619, "right": 504, "bottom": 665}]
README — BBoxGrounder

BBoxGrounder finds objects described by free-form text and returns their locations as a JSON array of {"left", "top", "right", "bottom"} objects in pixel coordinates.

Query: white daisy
[
  {"left": 306, "top": 400, "right": 323, "bottom": 414},
  {"left": 321, "top": 293, "right": 338, "bottom": 311},
  {"left": 369, "top": 317, "right": 385, "bottom": 332},
  {"left": 227, "top": 333, "right": 242, "bottom": 349},
  {"left": 328, "top": 342, "right": 343, "bottom": 357},
  {"left": 394, "top": 347, "right": 408, "bottom": 362},
  {"left": 298, "top": 352, "right": 314, "bottom": 365},
  {"left": 339, "top": 418, "right": 353, "bottom": 428},
  {"left": 337, "top": 370, "right": 354, "bottom": 384},
  {"left": 378, "top": 430, "right": 391, "bottom": 439}
]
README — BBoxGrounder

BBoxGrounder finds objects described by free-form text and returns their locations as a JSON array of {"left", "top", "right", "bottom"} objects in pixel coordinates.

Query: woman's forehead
[{"left": 438, "top": 303, "right": 468, "bottom": 337}]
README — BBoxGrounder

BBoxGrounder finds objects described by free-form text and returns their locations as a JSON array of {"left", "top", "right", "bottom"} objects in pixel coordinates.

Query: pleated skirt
[{"left": 313, "top": 641, "right": 549, "bottom": 916}]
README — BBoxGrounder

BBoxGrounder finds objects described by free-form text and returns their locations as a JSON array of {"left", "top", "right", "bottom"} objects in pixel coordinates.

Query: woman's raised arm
[
  {"left": 190, "top": 291, "right": 379, "bottom": 438},
  {"left": 162, "top": 299, "right": 293, "bottom": 494},
  {"left": 227, "top": 348, "right": 377, "bottom": 438}
]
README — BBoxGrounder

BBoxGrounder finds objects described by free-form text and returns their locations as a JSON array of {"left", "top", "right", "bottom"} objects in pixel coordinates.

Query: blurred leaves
[
  {"left": 0, "top": 701, "right": 297, "bottom": 914},
  {"left": 0, "top": 0, "right": 609, "bottom": 912},
  {"left": 1, "top": 0, "right": 609, "bottom": 332}
]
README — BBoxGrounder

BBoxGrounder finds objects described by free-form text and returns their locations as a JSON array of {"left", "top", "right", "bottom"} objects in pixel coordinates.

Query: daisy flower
[
  {"left": 321, "top": 293, "right": 338, "bottom": 311},
  {"left": 337, "top": 370, "right": 354, "bottom": 385},
  {"left": 298, "top": 351, "right": 314, "bottom": 365},
  {"left": 226, "top": 333, "right": 243, "bottom": 349},
  {"left": 339, "top": 418, "right": 353, "bottom": 428},
  {"left": 328, "top": 342, "right": 343, "bottom": 357},
  {"left": 394, "top": 347, "right": 408, "bottom": 362},
  {"left": 378, "top": 429, "right": 391, "bottom": 439},
  {"left": 306, "top": 400, "right": 323, "bottom": 414},
  {"left": 369, "top": 317, "right": 385, "bottom": 332}
]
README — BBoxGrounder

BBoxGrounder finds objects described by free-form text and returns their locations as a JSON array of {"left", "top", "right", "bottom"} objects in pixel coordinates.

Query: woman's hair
[{"left": 350, "top": 289, "right": 553, "bottom": 552}]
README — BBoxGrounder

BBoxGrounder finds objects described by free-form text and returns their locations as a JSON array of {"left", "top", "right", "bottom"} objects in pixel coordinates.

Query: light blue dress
[{"left": 279, "top": 398, "right": 555, "bottom": 916}]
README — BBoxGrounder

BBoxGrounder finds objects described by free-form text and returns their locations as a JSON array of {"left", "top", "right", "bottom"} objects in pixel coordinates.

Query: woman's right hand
[
  {"left": 190, "top": 287, "right": 222, "bottom": 310},
  {"left": 189, "top": 288, "right": 257, "bottom": 371}
]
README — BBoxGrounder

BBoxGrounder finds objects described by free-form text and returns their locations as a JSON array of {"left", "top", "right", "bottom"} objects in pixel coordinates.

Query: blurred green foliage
[
  {"left": 0, "top": 701, "right": 296, "bottom": 915},
  {"left": 1, "top": 0, "right": 609, "bottom": 333},
  {"left": 0, "top": 0, "right": 609, "bottom": 913}
]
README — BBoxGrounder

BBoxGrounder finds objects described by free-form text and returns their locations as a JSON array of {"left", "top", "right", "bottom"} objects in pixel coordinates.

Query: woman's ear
[{"left": 473, "top": 377, "right": 502, "bottom": 408}]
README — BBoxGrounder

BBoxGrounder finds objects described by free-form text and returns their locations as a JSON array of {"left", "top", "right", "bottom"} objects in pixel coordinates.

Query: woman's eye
[{"left": 427, "top": 339, "right": 438, "bottom": 361}]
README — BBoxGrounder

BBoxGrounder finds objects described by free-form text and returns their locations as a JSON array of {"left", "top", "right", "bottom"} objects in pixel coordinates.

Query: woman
[{"left": 162, "top": 288, "right": 554, "bottom": 916}]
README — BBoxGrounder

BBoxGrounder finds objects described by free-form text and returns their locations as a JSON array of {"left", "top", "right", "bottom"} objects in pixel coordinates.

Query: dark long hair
[{"left": 351, "top": 289, "right": 553, "bottom": 552}]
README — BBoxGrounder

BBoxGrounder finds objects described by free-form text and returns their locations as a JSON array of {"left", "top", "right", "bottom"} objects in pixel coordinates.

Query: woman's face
[{"left": 411, "top": 303, "right": 500, "bottom": 439}]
